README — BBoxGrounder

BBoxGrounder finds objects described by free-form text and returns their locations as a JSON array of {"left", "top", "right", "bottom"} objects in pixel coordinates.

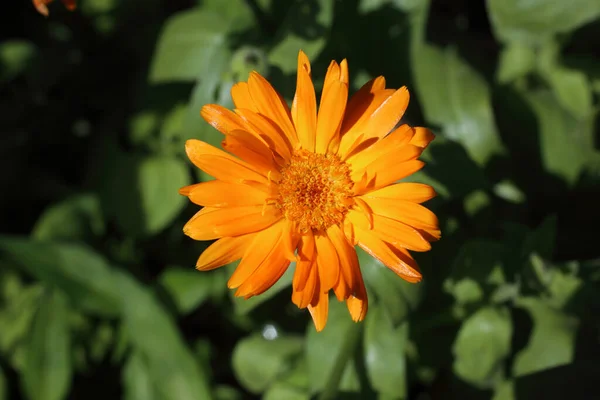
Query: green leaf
[
  {"left": 0, "top": 238, "right": 121, "bottom": 317},
  {"left": 364, "top": 306, "right": 408, "bottom": 398},
  {"left": 123, "top": 352, "right": 158, "bottom": 400},
  {"left": 150, "top": 7, "right": 250, "bottom": 83},
  {"left": 32, "top": 194, "right": 105, "bottom": 241},
  {"left": 523, "top": 90, "right": 594, "bottom": 184},
  {"left": 0, "top": 365, "right": 5, "bottom": 400},
  {"left": 99, "top": 151, "right": 190, "bottom": 236},
  {"left": 232, "top": 334, "right": 303, "bottom": 394},
  {"left": 21, "top": 290, "right": 72, "bottom": 400},
  {"left": 116, "top": 272, "right": 213, "bottom": 400},
  {"left": 231, "top": 263, "right": 295, "bottom": 315},
  {"left": 512, "top": 297, "right": 578, "bottom": 376},
  {"left": 263, "top": 383, "right": 310, "bottom": 400},
  {"left": 492, "top": 380, "right": 515, "bottom": 400},
  {"left": 0, "top": 285, "right": 42, "bottom": 361},
  {"left": 452, "top": 307, "right": 512, "bottom": 387},
  {"left": 0, "top": 40, "right": 38, "bottom": 82},
  {"left": 358, "top": 248, "right": 423, "bottom": 325},
  {"left": 306, "top": 299, "right": 361, "bottom": 395},
  {"left": 497, "top": 42, "right": 536, "bottom": 83},
  {"left": 487, "top": 0, "right": 600, "bottom": 44},
  {"left": 545, "top": 67, "right": 594, "bottom": 119},
  {"left": 268, "top": 0, "right": 335, "bottom": 74},
  {"left": 412, "top": 45, "right": 504, "bottom": 165},
  {"left": 159, "top": 266, "right": 227, "bottom": 315}
]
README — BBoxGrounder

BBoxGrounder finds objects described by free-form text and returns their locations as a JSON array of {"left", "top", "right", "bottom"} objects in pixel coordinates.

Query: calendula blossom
[
  {"left": 180, "top": 51, "right": 440, "bottom": 331},
  {"left": 33, "top": 0, "right": 76, "bottom": 16}
]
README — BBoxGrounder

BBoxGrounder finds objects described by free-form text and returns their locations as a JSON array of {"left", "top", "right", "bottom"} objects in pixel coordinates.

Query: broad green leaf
[
  {"left": 545, "top": 67, "right": 593, "bottom": 119},
  {"left": 21, "top": 290, "right": 72, "bottom": 400},
  {"left": 116, "top": 272, "right": 212, "bottom": 400},
  {"left": 523, "top": 90, "right": 594, "bottom": 184},
  {"left": 364, "top": 306, "right": 408, "bottom": 398},
  {"left": 263, "top": 383, "right": 309, "bottom": 400},
  {"left": 358, "top": 248, "right": 423, "bottom": 325},
  {"left": 487, "top": 0, "right": 600, "bottom": 44},
  {"left": 232, "top": 334, "right": 303, "bottom": 394},
  {"left": 150, "top": 7, "right": 250, "bottom": 83},
  {"left": 497, "top": 42, "right": 536, "bottom": 83},
  {"left": 545, "top": 262, "right": 582, "bottom": 309},
  {"left": 512, "top": 297, "right": 578, "bottom": 376},
  {"left": 32, "top": 194, "right": 104, "bottom": 241},
  {"left": 0, "top": 40, "right": 38, "bottom": 82},
  {"left": 231, "top": 264, "right": 295, "bottom": 315},
  {"left": 493, "top": 180, "right": 526, "bottom": 204},
  {"left": 492, "top": 380, "right": 515, "bottom": 400},
  {"left": 412, "top": 45, "right": 503, "bottom": 165},
  {"left": 123, "top": 352, "right": 158, "bottom": 400},
  {"left": 159, "top": 266, "right": 226, "bottom": 315},
  {"left": 452, "top": 307, "right": 512, "bottom": 387},
  {"left": 306, "top": 299, "right": 361, "bottom": 395},
  {"left": 0, "top": 238, "right": 121, "bottom": 317},
  {"left": 268, "top": 0, "right": 334, "bottom": 74},
  {"left": 213, "top": 385, "right": 244, "bottom": 400}
]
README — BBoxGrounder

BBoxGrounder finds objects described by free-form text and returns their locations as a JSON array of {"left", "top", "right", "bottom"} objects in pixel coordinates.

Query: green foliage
[{"left": 1, "top": 0, "right": 599, "bottom": 399}]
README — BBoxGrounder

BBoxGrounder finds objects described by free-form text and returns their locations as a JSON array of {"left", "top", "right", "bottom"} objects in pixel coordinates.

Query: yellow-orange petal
[
  {"left": 292, "top": 258, "right": 318, "bottom": 309},
  {"left": 222, "top": 130, "right": 282, "bottom": 179},
  {"left": 315, "top": 233, "right": 340, "bottom": 293},
  {"left": 201, "top": 104, "right": 248, "bottom": 136},
  {"left": 293, "top": 231, "right": 316, "bottom": 292},
  {"left": 196, "top": 233, "right": 257, "bottom": 271},
  {"left": 236, "top": 108, "right": 293, "bottom": 161},
  {"left": 227, "top": 220, "right": 285, "bottom": 289},
  {"left": 183, "top": 205, "right": 281, "bottom": 241},
  {"left": 359, "top": 197, "right": 439, "bottom": 232},
  {"left": 353, "top": 224, "right": 422, "bottom": 282},
  {"left": 410, "top": 127, "right": 435, "bottom": 148},
  {"left": 308, "top": 287, "right": 329, "bottom": 332},
  {"left": 326, "top": 224, "right": 356, "bottom": 294},
  {"left": 231, "top": 82, "right": 258, "bottom": 112},
  {"left": 362, "top": 182, "right": 437, "bottom": 204},
  {"left": 385, "top": 242, "right": 422, "bottom": 283},
  {"left": 248, "top": 71, "right": 299, "bottom": 147},
  {"left": 346, "top": 267, "right": 368, "bottom": 322},
  {"left": 345, "top": 124, "right": 413, "bottom": 166},
  {"left": 342, "top": 76, "right": 387, "bottom": 132},
  {"left": 353, "top": 160, "right": 425, "bottom": 195},
  {"left": 185, "top": 139, "right": 268, "bottom": 184},
  {"left": 315, "top": 60, "right": 349, "bottom": 153},
  {"left": 292, "top": 50, "right": 317, "bottom": 152},
  {"left": 350, "top": 144, "right": 423, "bottom": 183},
  {"left": 185, "top": 180, "right": 269, "bottom": 207}
]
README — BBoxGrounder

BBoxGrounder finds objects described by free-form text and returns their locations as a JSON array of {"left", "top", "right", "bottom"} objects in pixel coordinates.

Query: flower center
[{"left": 276, "top": 150, "right": 354, "bottom": 234}]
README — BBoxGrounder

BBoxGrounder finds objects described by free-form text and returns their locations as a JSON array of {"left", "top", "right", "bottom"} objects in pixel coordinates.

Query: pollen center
[{"left": 276, "top": 150, "right": 354, "bottom": 233}]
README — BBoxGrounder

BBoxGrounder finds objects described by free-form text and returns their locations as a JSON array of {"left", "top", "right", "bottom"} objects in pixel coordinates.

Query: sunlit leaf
[
  {"left": 0, "top": 40, "right": 38, "bottom": 82},
  {"left": 159, "top": 266, "right": 226, "bottom": 315},
  {"left": 545, "top": 67, "right": 593, "bottom": 119},
  {"left": 263, "top": 383, "right": 309, "bottom": 400},
  {"left": 21, "top": 289, "right": 72, "bottom": 400},
  {"left": 123, "top": 352, "right": 158, "bottom": 400},
  {"left": 496, "top": 42, "right": 536, "bottom": 83}
]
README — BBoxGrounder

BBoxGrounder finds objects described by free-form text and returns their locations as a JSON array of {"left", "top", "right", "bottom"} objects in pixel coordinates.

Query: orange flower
[
  {"left": 180, "top": 51, "right": 440, "bottom": 331},
  {"left": 33, "top": 0, "right": 76, "bottom": 16}
]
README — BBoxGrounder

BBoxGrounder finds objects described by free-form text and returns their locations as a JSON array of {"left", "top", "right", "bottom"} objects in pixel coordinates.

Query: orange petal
[
  {"left": 248, "top": 71, "right": 299, "bottom": 147},
  {"left": 292, "top": 51, "right": 317, "bottom": 152},
  {"left": 185, "top": 180, "right": 270, "bottom": 207},
  {"left": 308, "top": 286, "right": 329, "bottom": 332},
  {"left": 236, "top": 108, "right": 293, "bottom": 160},
  {"left": 315, "top": 232, "right": 340, "bottom": 293},
  {"left": 346, "top": 267, "right": 368, "bottom": 322},
  {"left": 185, "top": 139, "right": 268, "bottom": 184},
  {"left": 200, "top": 104, "right": 248, "bottom": 136},
  {"left": 326, "top": 224, "right": 356, "bottom": 295},
  {"left": 315, "top": 61, "right": 349, "bottom": 154},
  {"left": 222, "top": 130, "right": 282, "bottom": 179},
  {"left": 183, "top": 205, "right": 281, "bottom": 241},
  {"left": 33, "top": 0, "right": 51, "bottom": 15},
  {"left": 292, "top": 258, "right": 318, "bottom": 309},
  {"left": 293, "top": 231, "right": 316, "bottom": 292},
  {"left": 231, "top": 82, "right": 258, "bottom": 112},
  {"left": 353, "top": 224, "right": 422, "bottom": 283},
  {"left": 362, "top": 182, "right": 437, "bottom": 203},
  {"left": 227, "top": 221, "right": 284, "bottom": 289},
  {"left": 410, "top": 127, "right": 435, "bottom": 148},
  {"left": 360, "top": 197, "right": 439, "bottom": 232},
  {"left": 350, "top": 144, "right": 423, "bottom": 184},
  {"left": 62, "top": 0, "right": 76, "bottom": 10},
  {"left": 344, "top": 124, "right": 413, "bottom": 165},
  {"left": 342, "top": 76, "right": 387, "bottom": 134},
  {"left": 347, "top": 210, "right": 431, "bottom": 252},
  {"left": 196, "top": 233, "right": 257, "bottom": 271},
  {"left": 353, "top": 159, "right": 425, "bottom": 195}
]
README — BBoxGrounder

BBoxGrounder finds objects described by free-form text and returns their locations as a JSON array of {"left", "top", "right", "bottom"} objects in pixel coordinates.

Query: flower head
[
  {"left": 33, "top": 0, "right": 76, "bottom": 16},
  {"left": 180, "top": 51, "right": 440, "bottom": 331}
]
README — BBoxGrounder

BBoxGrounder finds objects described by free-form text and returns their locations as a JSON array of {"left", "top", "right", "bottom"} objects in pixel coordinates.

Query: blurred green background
[{"left": 1, "top": 0, "right": 600, "bottom": 399}]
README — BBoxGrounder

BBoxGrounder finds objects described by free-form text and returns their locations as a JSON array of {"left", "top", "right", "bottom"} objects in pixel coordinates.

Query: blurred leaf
[
  {"left": 493, "top": 180, "right": 526, "bottom": 204},
  {"left": 512, "top": 297, "right": 578, "bottom": 376},
  {"left": 0, "top": 365, "right": 5, "bottom": 400},
  {"left": 487, "top": 0, "right": 600, "bottom": 44},
  {"left": 364, "top": 306, "right": 408, "bottom": 398},
  {"left": 306, "top": 299, "right": 361, "bottom": 395},
  {"left": 358, "top": 248, "right": 422, "bottom": 325},
  {"left": 123, "top": 352, "right": 158, "bottom": 400},
  {"left": 545, "top": 67, "right": 593, "bottom": 119},
  {"left": 524, "top": 215, "right": 557, "bottom": 260},
  {"left": 231, "top": 263, "right": 295, "bottom": 315},
  {"left": 445, "top": 277, "right": 484, "bottom": 305},
  {"left": 116, "top": 272, "right": 213, "bottom": 400},
  {"left": 21, "top": 290, "right": 72, "bottom": 400},
  {"left": 232, "top": 334, "right": 303, "bottom": 394},
  {"left": 452, "top": 307, "right": 512, "bottom": 387},
  {"left": 263, "top": 383, "right": 309, "bottom": 400},
  {"left": 492, "top": 380, "right": 515, "bottom": 400},
  {"left": 213, "top": 385, "right": 244, "bottom": 400},
  {"left": 497, "top": 42, "right": 536, "bottom": 83},
  {"left": 546, "top": 262, "right": 582, "bottom": 309},
  {"left": 268, "top": 0, "right": 334, "bottom": 74},
  {"left": 0, "top": 238, "right": 121, "bottom": 317},
  {"left": 0, "top": 40, "right": 38, "bottom": 82},
  {"left": 523, "top": 90, "right": 595, "bottom": 184},
  {"left": 159, "top": 266, "right": 226, "bottom": 315},
  {"left": 32, "top": 194, "right": 105, "bottom": 241},
  {"left": 150, "top": 7, "right": 249, "bottom": 83},
  {"left": 412, "top": 45, "right": 503, "bottom": 165}
]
